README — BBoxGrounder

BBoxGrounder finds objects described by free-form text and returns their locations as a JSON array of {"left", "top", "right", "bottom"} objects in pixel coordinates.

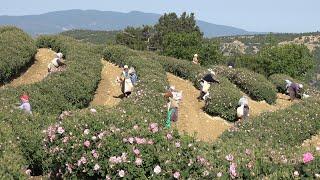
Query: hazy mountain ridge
[{"left": 0, "top": 9, "right": 252, "bottom": 37}]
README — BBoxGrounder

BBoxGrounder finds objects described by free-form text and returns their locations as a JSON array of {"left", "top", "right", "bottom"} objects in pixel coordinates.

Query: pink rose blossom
[
  {"left": 133, "top": 148, "right": 140, "bottom": 156},
  {"left": 83, "top": 140, "right": 90, "bottom": 148},
  {"left": 66, "top": 163, "right": 72, "bottom": 173},
  {"left": 175, "top": 141, "right": 181, "bottom": 148},
  {"left": 57, "top": 127, "right": 65, "bottom": 134},
  {"left": 147, "top": 140, "right": 154, "bottom": 145},
  {"left": 245, "top": 149, "right": 251, "bottom": 155},
  {"left": 303, "top": 152, "right": 314, "bottom": 164},
  {"left": 135, "top": 137, "right": 146, "bottom": 144},
  {"left": 128, "top": 137, "right": 134, "bottom": 144},
  {"left": 173, "top": 171, "right": 180, "bottom": 179},
  {"left": 229, "top": 162, "right": 237, "bottom": 178},
  {"left": 166, "top": 133, "right": 173, "bottom": 140},
  {"left": 118, "top": 170, "right": 125, "bottom": 177},
  {"left": 225, "top": 154, "right": 234, "bottom": 161},
  {"left": 77, "top": 156, "right": 87, "bottom": 166},
  {"left": 135, "top": 157, "right": 143, "bottom": 166},
  {"left": 62, "top": 136, "right": 69, "bottom": 143},
  {"left": 84, "top": 129, "right": 89, "bottom": 135},
  {"left": 149, "top": 123, "right": 159, "bottom": 133},
  {"left": 154, "top": 165, "right": 161, "bottom": 174},
  {"left": 94, "top": 164, "right": 100, "bottom": 171},
  {"left": 92, "top": 150, "right": 99, "bottom": 159}
]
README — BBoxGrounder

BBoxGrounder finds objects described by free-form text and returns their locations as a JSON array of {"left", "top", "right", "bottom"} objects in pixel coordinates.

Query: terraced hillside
[{"left": 0, "top": 28, "right": 319, "bottom": 179}]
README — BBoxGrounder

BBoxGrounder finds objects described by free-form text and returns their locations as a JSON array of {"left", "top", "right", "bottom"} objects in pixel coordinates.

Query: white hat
[
  {"left": 208, "top": 69, "right": 215, "bottom": 75},
  {"left": 124, "top": 65, "right": 129, "bottom": 69},
  {"left": 194, "top": 54, "right": 198, "bottom": 57},
  {"left": 56, "top": 52, "right": 63, "bottom": 59},
  {"left": 299, "top": 84, "right": 303, "bottom": 88}
]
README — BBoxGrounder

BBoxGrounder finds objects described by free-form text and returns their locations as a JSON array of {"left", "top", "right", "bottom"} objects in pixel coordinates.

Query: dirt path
[
  {"left": 166, "top": 73, "right": 231, "bottom": 142},
  {"left": 90, "top": 60, "right": 122, "bottom": 107},
  {"left": 242, "top": 93, "right": 296, "bottom": 117},
  {"left": 2, "top": 48, "right": 55, "bottom": 88}
]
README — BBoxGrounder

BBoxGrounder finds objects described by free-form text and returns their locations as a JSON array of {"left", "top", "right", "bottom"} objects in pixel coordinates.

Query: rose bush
[
  {"left": 0, "top": 35, "right": 102, "bottom": 175},
  {"left": 211, "top": 66, "right": 277, "bottom": 104},
  {"left": 207, "top": 98, "right": 320, "bottom": 178},
  {"left": 0, "top": 26, "right": 37, "bottom": 84},
  {"left": 39, "top": 45, "right": 218, "bottom": 179}
]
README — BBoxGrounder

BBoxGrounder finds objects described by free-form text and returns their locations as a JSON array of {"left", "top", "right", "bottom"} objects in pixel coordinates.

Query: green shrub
[
  {"left": 212, "top": 66, "right": 277, "bottom": 104},
  {"left": 145, "top": 53, "right": 241, "bottom": 122},
  {"left": 208, "top": 98, "right": 320, "bottom": 178},
  {"left": 0, "top": 26, "right": 37, "bottom": 83},
  {"left": 204, "top": 77, "right": 242, "bottom": 121},
  {"left": 0, "top": 120, "right": 27, "bottom": 179},
  {"left": 0, "top": 35, "right": 103, "bottom": 176},
  {"left": 40, "top": 45, "right": 218, "bottom": 179},
  {"left": 257, "top": 44, "right": 315, "bottom": 79}
]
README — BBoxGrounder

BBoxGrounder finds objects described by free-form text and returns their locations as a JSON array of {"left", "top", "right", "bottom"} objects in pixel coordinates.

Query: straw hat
[{"left": 124, "top": 65, "right": 129, "bottom": 69}]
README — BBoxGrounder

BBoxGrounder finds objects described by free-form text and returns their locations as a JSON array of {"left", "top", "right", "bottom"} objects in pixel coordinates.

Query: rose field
[{"left": 0, "top": 27, "right": 320, "bottom": 179}]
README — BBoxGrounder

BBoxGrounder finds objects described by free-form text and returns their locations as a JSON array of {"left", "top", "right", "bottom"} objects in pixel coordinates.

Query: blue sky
[{"left": 1, "top": 0, "right": 319, "bottom": 33}]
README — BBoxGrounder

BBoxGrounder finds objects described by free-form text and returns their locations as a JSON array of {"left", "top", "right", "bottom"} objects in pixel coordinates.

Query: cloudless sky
[{"left": 1, "top": 0, "right": 319, "bottom": 33}]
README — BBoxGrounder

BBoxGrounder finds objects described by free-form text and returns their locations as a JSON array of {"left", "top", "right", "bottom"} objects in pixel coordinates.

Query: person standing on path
[
  {"left": 118, "top": 65, "right": 134, "bottom": 98},
  {"left": 164, "top": 86, "right": 182, "bottom": 128}
]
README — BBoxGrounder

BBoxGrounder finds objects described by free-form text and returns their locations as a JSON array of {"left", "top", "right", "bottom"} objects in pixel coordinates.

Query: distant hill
[
  {"left": 0, "top": 9, "right": 254, "bottom": 37},
  {"left": 60, "top": 29, "right": 118, "bottom": 44}
]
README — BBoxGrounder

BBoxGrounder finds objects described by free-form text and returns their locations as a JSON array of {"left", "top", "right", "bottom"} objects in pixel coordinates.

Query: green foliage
[
  {"left": 150, "top": 54, "right": 241, "bottom": 122},
  {"left": 153, "top": 12, "right": 202, "bottom": 50},
  {"left": 209, "top": 98, "right": 320, "bottom": 178},
  {"left": 60, "top": 29, "right": 118, "bottom": 44},
  {"left": 162, "top": 32, "right": 202, "bottom": 60},
  {"left": 199, "top": 40, "right": 225, "bottom": 66},
  {"left": 212, "top": 66, "right": 277, "bottom": 104},
  {"left": 0, "top": 35, "right": 102, "bottom": 175},
  {"left": 257, "top": 44, "right": 315, "bottom": 79},
  {"left": 39, "top": 45, "right": 216, "bottom": 179},
  {"left": 204, "top": 77, "right": 242, "bottom": 121},
  {"left": 116, "top": 26, "right": 152, "bottom": 51},
  {"left": 0, "top": 26, "right": 37, "bottom": 84},
  {"left": 0, "top": 120, "right": 27, "bottom": 179}
]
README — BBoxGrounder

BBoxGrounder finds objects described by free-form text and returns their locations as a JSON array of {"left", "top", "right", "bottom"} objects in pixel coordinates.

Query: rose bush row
[
  {"left": 211, "top": 66, "right": 277, "bottom": 104},
  {"left": 0, "top": 26, "right": 37, "bottom": 84},
  {"left": 207, "top": 98, "right": 320, "bottom": 178},
  {"left": 142, "top": 52, "right": 242, "bottom": 121},
  {"left": 0, "top": 35, "right": 103, "bottom": 177},
  {"left": 40, "top": 45, "right": 219, "bottom": 179},
  {"left": 0, "top": 120, "right": 27, "bottom": 179}
]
